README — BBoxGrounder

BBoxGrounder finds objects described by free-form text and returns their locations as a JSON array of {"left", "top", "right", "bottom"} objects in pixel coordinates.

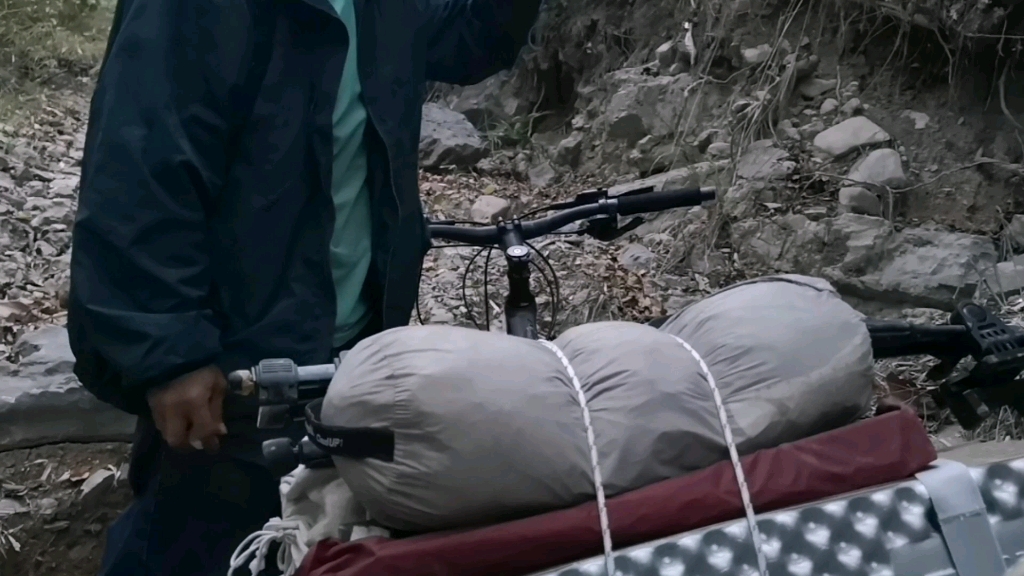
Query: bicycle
[{"left": 226, "top": 184, "right": 1024, "bottom": 476}]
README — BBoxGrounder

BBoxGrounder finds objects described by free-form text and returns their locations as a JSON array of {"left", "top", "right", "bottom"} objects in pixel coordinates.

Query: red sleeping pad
[{"left": 299, "top": 407, "right": 937, "bottom": 576}]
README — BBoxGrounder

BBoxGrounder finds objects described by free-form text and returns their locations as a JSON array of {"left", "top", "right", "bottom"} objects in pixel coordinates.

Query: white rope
[
  {"left": 539, "top": 340, "right": 616, "bottom": 576},
  {"left": 669, "top": 335, "right": 769, "bottom": 576},
  {"left": 228, "top": 517, "right": 309, "bottom": 576}
]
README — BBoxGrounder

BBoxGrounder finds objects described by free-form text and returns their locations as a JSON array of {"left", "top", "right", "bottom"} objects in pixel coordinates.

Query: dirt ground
[{"left": 0, "top": 443, "right": 131, "bottom": 576}]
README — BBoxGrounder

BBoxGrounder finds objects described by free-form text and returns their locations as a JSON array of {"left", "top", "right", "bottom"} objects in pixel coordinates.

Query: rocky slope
[{"left": 4, "top": 1, "right": 1024, "bottom": 572}]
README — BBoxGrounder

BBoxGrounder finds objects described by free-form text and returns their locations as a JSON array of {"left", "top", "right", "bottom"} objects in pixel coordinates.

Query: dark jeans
[
  {"left": 99, "top": 447, "right": 282, "bottom": 576},
  {"left": 99, "top": 316, "right": 382, "bottom": 576}
]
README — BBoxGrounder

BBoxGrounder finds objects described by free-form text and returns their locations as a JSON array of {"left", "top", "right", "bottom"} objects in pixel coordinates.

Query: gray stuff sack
[{"left": 318, "top": 274, "right": 875, "bottom": 532}]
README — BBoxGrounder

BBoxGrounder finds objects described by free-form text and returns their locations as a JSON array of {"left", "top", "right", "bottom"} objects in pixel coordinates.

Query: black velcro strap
[{"left": 304, "top": 398, "right": 395, "bottom": 462}]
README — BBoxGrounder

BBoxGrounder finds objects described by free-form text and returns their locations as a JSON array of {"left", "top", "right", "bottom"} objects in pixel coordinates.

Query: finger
[
  {"left": 189, "top": 399, "right": 218, "bottom": 448},
  {"left": 162, "top": 409, "right": 189, "bottom": 450},
  {"left": 190, "top": 404, "right": 221, "bottom": 454},
  {"left": 209, "top": 376, "right": 227, "bottom": 436}
]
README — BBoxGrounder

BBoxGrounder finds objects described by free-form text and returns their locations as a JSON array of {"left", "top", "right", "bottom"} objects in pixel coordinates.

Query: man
[{"left": 66, "top": 0, "right": 542, "bottom": 573}]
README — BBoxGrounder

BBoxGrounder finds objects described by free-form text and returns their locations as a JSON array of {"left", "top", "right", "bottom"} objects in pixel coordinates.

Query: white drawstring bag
[{"left": 228, "top": 463, "right": 390, "bottom": 576}]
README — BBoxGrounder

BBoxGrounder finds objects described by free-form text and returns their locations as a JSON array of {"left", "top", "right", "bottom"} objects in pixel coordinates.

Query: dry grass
[
  {"left": 0, "top": 0, "right": 113, "bottom": 125},
  {"left": 0, "top": 522, "right": 20, "bottom": 560}
]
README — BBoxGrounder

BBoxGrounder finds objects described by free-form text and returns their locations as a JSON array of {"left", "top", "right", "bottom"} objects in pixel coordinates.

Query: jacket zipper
[
  {"left": 355, "top": 3, "right": 401, "bottom": 328},
  {"left": 363, "top": 106, "right": 399, "bottom": 328}
]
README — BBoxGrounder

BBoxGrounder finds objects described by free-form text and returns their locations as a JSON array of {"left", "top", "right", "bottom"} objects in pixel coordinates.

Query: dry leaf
[{"left": 0, "top": 300, "right": 32, "bottom": 323}]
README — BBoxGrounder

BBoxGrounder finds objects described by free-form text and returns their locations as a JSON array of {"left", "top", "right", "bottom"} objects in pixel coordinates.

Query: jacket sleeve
[
  {"left": 420, "top": 0, "right": 543, "bottom": 85},
  {"left": 68, "top": 0, "right": 253, "bottom": 414}
]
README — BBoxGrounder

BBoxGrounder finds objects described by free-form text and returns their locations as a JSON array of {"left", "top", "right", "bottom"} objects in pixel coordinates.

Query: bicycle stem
[{"left": 494, "top": 221, "right": 541, "bottom": 340}]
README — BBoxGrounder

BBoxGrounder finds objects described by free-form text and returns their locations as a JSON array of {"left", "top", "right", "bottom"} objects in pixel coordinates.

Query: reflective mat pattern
[{"left": 536, "top": 458, "right": 1024, "bottom": 576}]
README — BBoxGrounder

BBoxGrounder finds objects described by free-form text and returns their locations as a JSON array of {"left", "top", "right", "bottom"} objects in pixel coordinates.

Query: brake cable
[
  {"left": 423, "top": 197, "right": 580, "bottom": 335},
  {"left": 482, "top": 247, "right": 495, "bottom": 330},
  {"left": 459, "top": 246, "right": 492, "bottom": 330},
  {"left": 452, "top": 242, "right": 561, "bottom": 337},
  {"left": 526, "top": 240, "right": 561, "bottom": 338}
]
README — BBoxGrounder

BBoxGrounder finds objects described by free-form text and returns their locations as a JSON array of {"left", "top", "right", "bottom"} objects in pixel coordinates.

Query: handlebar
[{"left": 428, "top": 186, "right": 716, "bottom": 245}]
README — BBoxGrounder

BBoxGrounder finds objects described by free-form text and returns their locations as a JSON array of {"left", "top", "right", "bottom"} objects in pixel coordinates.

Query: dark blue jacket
[{"left": 68, "top": 0, "right": 541, "bottom": 417}]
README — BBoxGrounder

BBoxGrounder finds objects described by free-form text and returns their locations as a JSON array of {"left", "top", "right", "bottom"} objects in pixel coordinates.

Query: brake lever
[
  {"left": 580, "top": 215, "right": 645, "bottom": 241},
  {"left": 928, "top": 301, "right": 1024, "bottom": 429},
  {"left": 541, "top": 184, "right": 656, "bottom": 212},
  {"left": 542, "top": 188, "right": 612, "bottom": 211}
]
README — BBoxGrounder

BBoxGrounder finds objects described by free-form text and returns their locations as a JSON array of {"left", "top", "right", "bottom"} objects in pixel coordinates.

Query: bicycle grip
[{"left": 615, "top": 187, "right": 714, "bottom": 216}]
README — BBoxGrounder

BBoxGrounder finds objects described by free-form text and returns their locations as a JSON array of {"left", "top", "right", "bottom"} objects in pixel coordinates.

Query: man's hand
[{"left": 147, "top": 365, "right": 228, "bottom": 452}]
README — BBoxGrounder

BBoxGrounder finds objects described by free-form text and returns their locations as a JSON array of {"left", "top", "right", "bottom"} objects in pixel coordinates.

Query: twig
[
  {"left": 812, "top": 157, "right": 1020, "bottom": 195},
  {"left": 1000, "top": 61, "right": 1022, "bottom": 129}
]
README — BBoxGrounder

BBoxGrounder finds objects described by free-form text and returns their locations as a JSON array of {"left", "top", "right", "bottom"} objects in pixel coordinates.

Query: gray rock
[
  {"left": 741, "top": 44, "right": 772, "bottom": 66},
  {"left": 777, "top": 119, "right": 800, "bottom": 141},
  {"left": 838, "top": 187, "right": 882, "bottom": 216},
  {"left": 9, "top": 144, "right": 39, "bottom": 165},
  {"left": 48, "top": 176, "right": 77, "bottom": 198},
  {"left": 447, "top": 72, "right": 528, "bottom": 129},
  {"left": 731, "top": 214, "right": 829, "bottom": 273},
  {"left": 813, "top": 117, "right": 890, "bottom": 157},
  {"left": 840, "top": 98, "right": 863, "bottom": 116},
  {"left": 419, "top": 103, "right": 489, "bottom": 169},
  {"left": 554, "top": 132, "right": 584, "bottom": 168},
  {"left": 980, "top": 255, "right": 1024, "bottom": 297},
  {"left": 901, "top": 110, "right": 930, "bottom": 130},
  {"left": 469, "top": 195, "right": 511, "bottom": 223},
  {"left": 834, "top": 225, "right": 998, "bottom": 309},
  {"left": 618, "top": 243, "right": 656, "bottom": 271},
  {"left": 607, "top": 111, "right": 648, "bottom": 142},
  {"left": 686, "top": 249, "right": 729, "bottom": 275},
  {"left": 706, "top": 142, "right": 731, "bottom": 158},
  {"left": 819, "top": 98, "right": 839, "bottom": 114},
  {"left": 797, "top": 120, "right": 825, "bottom": 140},
  {"left": 733, "top": 213, "right": 997, "bottom": 310},
  {"left": 604, "top": 73, "right": 697, "bottom": 143},
  {"left": 798, "top": 78, "right": 838, "bottom": 98},
  {"left": 974, "top": 252, "right": 1024, "bottom": 300},
  {"left": 695, "top": 128, "right": 726, "bottom": 149},
  {"left": 654, "top": 41, "right": 679, "bottom": 68},
  {"left": 0, "top": 326, "right": 137, "bottom": 451},
  {"left": 635, "top": 135, "right": 656, "bottom": 154},
  {"left": 735, "top": 146, "right": 794, "bottom": 180},
  {"left": 846, "top": 148, "right": 907, "bottom": 188},
  {"left": 528, "top": 161, "right": 558, "bottom": 188},
  {"left": 803, "top": 206, "right": 829, "bottom": 220},
  {"left": 1007, "top": 214, "right": 1024, "bottom": 247},
  {"left": 721, "top": 182, "right": 762, "bottom": 220}
]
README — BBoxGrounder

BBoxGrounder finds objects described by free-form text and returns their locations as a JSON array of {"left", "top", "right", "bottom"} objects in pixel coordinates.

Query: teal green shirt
[{"left": 327, "top": 0, "right": 373, "bottom": 347}]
